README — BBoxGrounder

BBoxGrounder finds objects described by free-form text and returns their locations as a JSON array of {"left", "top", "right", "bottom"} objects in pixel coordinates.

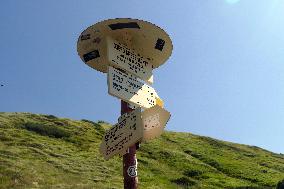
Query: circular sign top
[{"left": 77, "top": 18, "right": 173, "bottom": 73}]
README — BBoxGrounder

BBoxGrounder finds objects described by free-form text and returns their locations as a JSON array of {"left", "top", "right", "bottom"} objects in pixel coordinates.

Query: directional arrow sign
[
  {"left": 107, "top": 37, "right": 154, "bottom": 84},
  {"left": 141, "top": 105, "right": 171, "bottom": 142},
  {"left": 100, "top": 108, "right": 143, "bottom": 160},
  {"left": 118, "top": 105, "right": 170, "bottom": 156},
  {"left": 108, "top": 66, "right": 157, "bottom": 109},
  {"left": 117, "top": 104, "right": 167, "bottom": 134}
]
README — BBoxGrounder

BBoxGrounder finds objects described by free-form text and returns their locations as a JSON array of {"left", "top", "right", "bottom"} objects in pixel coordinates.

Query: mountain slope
[{"left": 0, "top": 112, "right": 283, "bottom": 189}]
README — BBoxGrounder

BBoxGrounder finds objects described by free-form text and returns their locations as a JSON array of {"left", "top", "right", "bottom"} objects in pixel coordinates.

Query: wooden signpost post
[{"left": 77, "top": 18, "right": 173, "bottom": 189}]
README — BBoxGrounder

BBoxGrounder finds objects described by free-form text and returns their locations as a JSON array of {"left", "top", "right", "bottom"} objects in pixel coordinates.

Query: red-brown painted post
[{"left": 121, "top": 100, "right": 138, "bottom": 189}]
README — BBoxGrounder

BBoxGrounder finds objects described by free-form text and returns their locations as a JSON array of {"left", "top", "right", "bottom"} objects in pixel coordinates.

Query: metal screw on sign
[{"left": 77, "top": 18, "right": 173, "bottom": 189}]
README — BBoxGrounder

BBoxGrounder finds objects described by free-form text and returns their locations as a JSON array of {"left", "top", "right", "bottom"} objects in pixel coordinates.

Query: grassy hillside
[{"left": 0, "top": 112, "right": 283, "bottom": 189}]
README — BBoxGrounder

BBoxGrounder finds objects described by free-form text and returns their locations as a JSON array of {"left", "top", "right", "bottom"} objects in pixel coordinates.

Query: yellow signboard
[
  {"left": 107, "top": 37, "right": 154, "bottom": 84},
  {"left": 104, "top": 105, "right": 171, "bottom": 158},
  {"left": 108, "top": 66, "right": 157, "bottom": 109},
  {"left": 77, "top": 18, "right": 173, "bottom": 74},
  {"left": 100, "top": 108, "right": 143, "bottom": 160},
  {"left": 141, "top": 105, "right": 171, "bottom": 142}
]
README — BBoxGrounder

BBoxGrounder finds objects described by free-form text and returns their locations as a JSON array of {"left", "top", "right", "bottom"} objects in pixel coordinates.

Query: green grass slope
[{"left": 0, "top": 112, "right": 283, "bottom": 189}]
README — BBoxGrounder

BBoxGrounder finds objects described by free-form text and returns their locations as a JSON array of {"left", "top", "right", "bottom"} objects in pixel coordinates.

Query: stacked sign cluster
[{"left": 77, "top": 18, "right": 173, "bottom": 160}]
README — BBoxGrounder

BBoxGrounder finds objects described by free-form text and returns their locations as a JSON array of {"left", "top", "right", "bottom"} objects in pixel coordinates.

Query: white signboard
[
  {"left": 100, "top": 108, "right": 143, "bottom": 160},
  {"left": 108, "top": 66, "right": 157, "bottom": 109},
  {"left": 107, "top": 37, "right": 154, "bottom": 84},
  {"left": 141, "top": 105, "right": 171, "bottom": 142}
]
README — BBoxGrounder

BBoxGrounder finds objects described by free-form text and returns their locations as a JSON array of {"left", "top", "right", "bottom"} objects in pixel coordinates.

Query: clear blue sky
[{"left": 0, "top": 0, "right": 283, "bottom": 153}]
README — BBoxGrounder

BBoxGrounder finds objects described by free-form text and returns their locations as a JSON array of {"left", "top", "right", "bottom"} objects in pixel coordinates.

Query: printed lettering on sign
[
  {"left": 143, "top": 114, "right": 160, "bottom": 131},
  {"left": 107, "top": 37, "right": 154, "bottom": 84},
  {"left": 80, "top": 34, "right": 91, "bottom": 41},
  {"left": 100, "top": 108, "right": 143, "bottom": 160},
  {"left": 108, "top": 66, "right": 157, "bottom": 109}
]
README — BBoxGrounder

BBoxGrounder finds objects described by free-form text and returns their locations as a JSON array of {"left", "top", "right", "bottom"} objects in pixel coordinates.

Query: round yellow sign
[{"left": 77, "top": 18, "right": 173, "bottom": 73}]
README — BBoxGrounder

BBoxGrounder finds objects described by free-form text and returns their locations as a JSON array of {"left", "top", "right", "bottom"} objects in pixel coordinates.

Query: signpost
[{"left": 77, "top": 18, "right": 173, "bottom": 189}]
